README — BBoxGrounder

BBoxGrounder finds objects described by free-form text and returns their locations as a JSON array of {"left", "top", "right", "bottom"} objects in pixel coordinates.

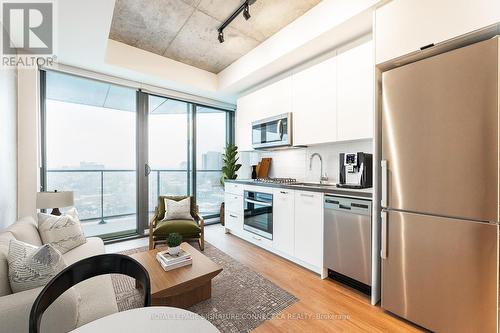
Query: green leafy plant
[
  {"left": 167, "top": 233, "right": 182, "bottom": 248},
  {"left": 220, "top": 144, "right": 242, "bottom": 188}
]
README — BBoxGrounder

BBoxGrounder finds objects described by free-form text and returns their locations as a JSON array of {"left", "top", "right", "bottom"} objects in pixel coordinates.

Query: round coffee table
[{"left": 69, "top": 307, "right": 220, "bottom": 333}]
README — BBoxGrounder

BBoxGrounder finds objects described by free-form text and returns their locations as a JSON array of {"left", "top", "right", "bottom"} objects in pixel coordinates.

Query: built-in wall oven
[
  {"left": 252, "top": 113, "right": 292, "bottom": 149},
  {"left": 243, "top": 190, "right": 273, "bottom": 240}
]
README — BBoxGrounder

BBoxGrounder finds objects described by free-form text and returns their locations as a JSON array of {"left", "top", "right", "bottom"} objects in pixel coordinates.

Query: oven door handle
[{"left": 244, "top": 198, "right": 272, "bottom": 207}]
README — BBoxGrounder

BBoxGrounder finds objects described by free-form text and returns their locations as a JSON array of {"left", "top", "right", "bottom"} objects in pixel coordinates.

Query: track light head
[
  {"left": 243, "top": 4, "right": 251, "bottom": 20},
  {"left": 217, "top": 0, "right": 254, "bottom": 43}
]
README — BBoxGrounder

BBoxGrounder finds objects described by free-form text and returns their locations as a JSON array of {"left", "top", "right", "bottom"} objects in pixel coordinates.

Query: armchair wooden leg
[{"left": 198, "top": 236, "right": 205, "bottom": 251}]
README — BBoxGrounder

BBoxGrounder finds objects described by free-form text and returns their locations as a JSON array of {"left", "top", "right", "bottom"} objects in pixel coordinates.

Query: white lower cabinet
[
  {"left": 224, "top": 185, "right": 324, "bottom": 275},
  {"left": 225, "top": 211, "right": 243, "bottom": 232},
  {"left": 294, "top": 191, "right": 324, "bottom": 269},
  {"left": 272, "top": 189, "right": 295, "bottom": 257},
  {"left": 224, "top": 184, "right": 243, "bottom": 233},
  {"left": 224, "top": 193, "right": 243, "bottom": 215}
]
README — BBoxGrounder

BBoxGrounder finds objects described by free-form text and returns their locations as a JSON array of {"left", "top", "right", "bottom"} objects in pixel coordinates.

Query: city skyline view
[{"left": 44, "top": 73, "right": 229, "bottom": 237}]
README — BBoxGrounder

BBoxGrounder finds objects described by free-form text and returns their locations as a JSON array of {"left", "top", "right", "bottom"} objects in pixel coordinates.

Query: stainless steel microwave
[{"left": 252, "top": 113, "right": 292, "bottom": 149}]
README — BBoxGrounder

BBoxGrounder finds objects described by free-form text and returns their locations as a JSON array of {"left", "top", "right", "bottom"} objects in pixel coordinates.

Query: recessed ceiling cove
[{"left": 109, "top": 0, "right": 321, "bottom": 74}]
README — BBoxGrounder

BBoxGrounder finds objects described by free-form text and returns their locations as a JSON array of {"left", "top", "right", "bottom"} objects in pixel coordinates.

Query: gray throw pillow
[
  {"left": 163, "top": 197, "right": 193, "bottom": 221},
  {"left": 38, "top": 207, "right": 87, "bottom": 254},
  {"left": 8, "top": 240, "right": 66, "bottom": 293}
]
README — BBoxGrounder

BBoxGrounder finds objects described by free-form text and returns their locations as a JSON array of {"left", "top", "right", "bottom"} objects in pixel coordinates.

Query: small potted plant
[
  {"left": 167, "top": 233, "right": 182, "bottom": 256},
  {"left": 220, "top": 144, "right": 241, "bottom": 225}
]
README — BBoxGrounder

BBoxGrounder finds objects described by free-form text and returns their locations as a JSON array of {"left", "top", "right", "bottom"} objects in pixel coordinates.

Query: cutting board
[{"left": 257, "top": 158, "right": 272, "bottom": 178}]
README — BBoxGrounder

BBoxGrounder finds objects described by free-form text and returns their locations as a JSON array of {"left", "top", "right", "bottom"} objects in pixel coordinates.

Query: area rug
[{"left": 112, "top": 242, "right": 298, "bottom": 333}]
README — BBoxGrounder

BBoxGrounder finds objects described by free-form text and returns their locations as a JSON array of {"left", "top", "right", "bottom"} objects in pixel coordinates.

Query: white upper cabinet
[
  {"left": 235, "top": 35, "right": 374, "bottom": 150},
  {"left": 292, "top": 55, "right": 337, "bottom": 146},
  {"left": 375, "top": 0, "right": 500, "bottom": 64},
  {"left": 236, "top": 76, "right": 292, "bottom": 151},
  {"left": 336, "top": 39, "right": 374, "bottom": 141}
]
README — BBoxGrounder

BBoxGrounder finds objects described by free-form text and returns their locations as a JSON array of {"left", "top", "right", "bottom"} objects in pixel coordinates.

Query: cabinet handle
[
  {"left": 280, "top": 191, "right": 288, "bottom": 194},
  {"left": 300, "top": 193, "right": 314, "bottom": 198},
  {"left": 229, "top": 214, "right": 237, "bottom": 218},
  {"left": 252, "top": 236, "right": 261, "bottom": 241}
]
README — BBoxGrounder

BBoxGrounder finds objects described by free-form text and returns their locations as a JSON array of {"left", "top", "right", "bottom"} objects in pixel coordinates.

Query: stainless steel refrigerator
[{"left": 381, "top": 37, "right": 499, "bottom": 333}]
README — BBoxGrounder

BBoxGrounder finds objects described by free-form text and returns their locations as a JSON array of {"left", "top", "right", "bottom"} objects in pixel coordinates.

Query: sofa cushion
[
  {"left": 62, "top": 237, "right": 118, "bottom": 326},
  {"left": 0, "top": 284, "right": 80, "bottom": 333},
  {"left": 62, "top": 237, "right": 105, "bottom": 265},
  {"left": 153, "top": 219, "right": 201, "bottom": 237},
  {"left": 7, "top": 216, "right": 42, "bottom": 246},
  {"left": 0, "top": 231, "right": 14, "bottom": 296},
  {"left": 8, "top": 240, "right": 66, "bottom": 293},
  {"left": 38, "top": 208, "right": 86, "bottom": 254}
]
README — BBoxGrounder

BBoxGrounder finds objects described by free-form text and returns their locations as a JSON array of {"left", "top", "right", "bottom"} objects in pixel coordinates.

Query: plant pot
[
  {"left": 220, "top": 202, "right": 225, "bottom": 226},
  {"left": 168, "top": 246, "right": 181, "bottom": 256}
]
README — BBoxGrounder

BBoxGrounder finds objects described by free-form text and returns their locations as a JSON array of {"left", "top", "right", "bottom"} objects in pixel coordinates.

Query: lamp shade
[{"left": 36, "top": 191, "right": 74, "bottom": 209}]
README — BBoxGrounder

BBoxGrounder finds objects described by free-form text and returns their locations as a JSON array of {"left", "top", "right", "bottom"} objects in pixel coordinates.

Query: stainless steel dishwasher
[{"left": 324, "top": 195, "right": 372, "bottom": 292}]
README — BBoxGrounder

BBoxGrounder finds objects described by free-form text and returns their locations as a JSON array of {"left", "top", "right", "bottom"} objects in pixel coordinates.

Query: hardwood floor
[
  {"left": 204, "top": 224, "right": 425, "bottom": 333},
  {"left": 106, "top": 225, "right": 425, "bottom": 332}
]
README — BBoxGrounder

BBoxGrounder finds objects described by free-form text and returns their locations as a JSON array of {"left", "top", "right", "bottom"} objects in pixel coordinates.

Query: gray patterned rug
[{"left": 113, "top": 242, "right": 298, "bottom": 333}]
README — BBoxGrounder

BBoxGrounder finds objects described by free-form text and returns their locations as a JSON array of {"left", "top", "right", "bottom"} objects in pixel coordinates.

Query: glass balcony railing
[{"left": 46, "top": 169, "right": 224, "bottom": 237}]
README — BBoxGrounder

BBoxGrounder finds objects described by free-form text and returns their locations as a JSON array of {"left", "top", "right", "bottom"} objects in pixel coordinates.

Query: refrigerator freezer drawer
[{"left": 381, "top": 211, "right": 498, "bottom": 333}]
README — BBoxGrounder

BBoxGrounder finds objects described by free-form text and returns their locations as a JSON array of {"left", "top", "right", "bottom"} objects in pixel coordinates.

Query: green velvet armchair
[{"left": 149, "top": 195, "right": 205, "bottom": 251}]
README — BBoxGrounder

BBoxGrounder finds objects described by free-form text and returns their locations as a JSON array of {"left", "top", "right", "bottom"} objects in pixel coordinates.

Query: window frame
[{"left": 39, "top": 69, "right": 235, "bottom": 240}]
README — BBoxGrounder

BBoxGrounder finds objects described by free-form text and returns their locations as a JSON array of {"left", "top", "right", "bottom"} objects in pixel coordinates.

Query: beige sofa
[{"left": 0, "top": 216, "right": 118, "bottom": 333}]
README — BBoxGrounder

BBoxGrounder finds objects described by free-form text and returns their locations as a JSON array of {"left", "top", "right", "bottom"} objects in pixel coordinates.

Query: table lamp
[{"left": 36, "top": 190, "right": 74, "bottom": 216}]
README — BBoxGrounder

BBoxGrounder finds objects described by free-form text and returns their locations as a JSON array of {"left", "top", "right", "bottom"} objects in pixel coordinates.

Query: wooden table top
[{"left": 130, "top": 243, "right": 222, "bottom": 298}]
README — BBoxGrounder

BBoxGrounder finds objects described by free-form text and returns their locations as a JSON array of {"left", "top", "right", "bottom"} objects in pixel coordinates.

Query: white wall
[
  {"left": 0, "top": 66, "right": 18, "bottom": 228},
  {"left": 17, "top": 68, "right": 39, "bottom": 219},
  {"left": 238, "top": 140, "right": 373, "bottom": 183}
]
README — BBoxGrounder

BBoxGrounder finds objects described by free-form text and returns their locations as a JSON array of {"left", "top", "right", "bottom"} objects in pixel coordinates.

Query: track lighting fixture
[
  {"left": 217, "top": 0, "right": 255, "bottom": 43},
  {"left": 243, "top": 4, "right": 251, "bottom": 20}
]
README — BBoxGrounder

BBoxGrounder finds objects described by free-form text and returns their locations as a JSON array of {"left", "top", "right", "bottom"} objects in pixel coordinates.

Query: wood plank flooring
[
  {"left": 106, "top": 225, "right": 425, "bottom": 332},
  {"left": 204, "top": 225, "right": 425, "bottom": 333}
]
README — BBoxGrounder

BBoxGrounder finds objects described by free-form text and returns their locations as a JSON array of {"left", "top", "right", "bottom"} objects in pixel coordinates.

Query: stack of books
[{"left": 156, "top": 249, "right": 192, "bottom": 271}]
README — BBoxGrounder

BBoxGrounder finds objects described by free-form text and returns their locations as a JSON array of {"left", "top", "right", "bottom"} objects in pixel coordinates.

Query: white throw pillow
[
  {"left": 38, "top": 207, "right": 87, "bottom": 254},
  {"left": 8, "top": 240, "right": 66, "bottom": 293},
  {"left": 163, "top": 197, "right": 193, "bottom": 221}
]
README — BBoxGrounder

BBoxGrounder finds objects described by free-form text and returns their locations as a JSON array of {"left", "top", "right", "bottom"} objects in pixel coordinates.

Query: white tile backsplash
[{"left": 238, "top": 139, "right": 373, "bottom": 183}]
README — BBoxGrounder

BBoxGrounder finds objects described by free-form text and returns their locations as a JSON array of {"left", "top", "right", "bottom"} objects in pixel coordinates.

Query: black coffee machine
[{"left": 338, "top": 152, "right": 373, "bottom": 189}]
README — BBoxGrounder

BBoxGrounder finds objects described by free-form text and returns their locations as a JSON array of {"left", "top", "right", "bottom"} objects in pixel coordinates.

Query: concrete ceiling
[{"left": 109, "top": 0, "right": 321, "bottom": 73}]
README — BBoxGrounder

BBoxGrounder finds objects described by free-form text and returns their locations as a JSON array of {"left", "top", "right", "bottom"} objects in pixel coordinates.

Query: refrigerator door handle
[
  {"left": 381, "top": 210, "right": 388, "bottom": 259},
  {"left": 381, "top": 160, "right": 388, "bottom": 208}
]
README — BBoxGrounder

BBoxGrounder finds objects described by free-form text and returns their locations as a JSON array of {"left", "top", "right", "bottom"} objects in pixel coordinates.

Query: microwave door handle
[
  {"left": 277, "top": 119, "right": 284, "bottom": 140},
  {"left": 245, "top": 198, "right": 272, "bottom": 207}
]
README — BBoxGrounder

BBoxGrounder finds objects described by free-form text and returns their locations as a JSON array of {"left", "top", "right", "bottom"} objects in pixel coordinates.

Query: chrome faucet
[{"left": 309, "top": 153, "right": 328, "bottom": 184}]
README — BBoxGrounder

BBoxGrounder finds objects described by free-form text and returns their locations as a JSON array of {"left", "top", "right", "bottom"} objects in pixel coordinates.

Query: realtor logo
[{"left": 2, "top": 1, "right": 53, "bottom": 55}]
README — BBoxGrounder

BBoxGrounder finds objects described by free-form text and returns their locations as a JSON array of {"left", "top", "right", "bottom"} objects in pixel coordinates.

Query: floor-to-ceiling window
[
  {"left": 43, "top": 71, "right": 137, "bottom": 238},
  {"left": 147, "top": 95, "right": 192, "bottom": 218},
  {"left": 196, "top": 106, "right": 228, "bottom": 218},
  {"left": 41, "top": 70, "right": 234, "bottom": 239}
]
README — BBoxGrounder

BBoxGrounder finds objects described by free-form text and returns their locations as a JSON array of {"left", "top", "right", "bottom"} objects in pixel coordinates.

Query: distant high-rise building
[{"left": 202, "top": 151, "right": 222, "bottom": 170}]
